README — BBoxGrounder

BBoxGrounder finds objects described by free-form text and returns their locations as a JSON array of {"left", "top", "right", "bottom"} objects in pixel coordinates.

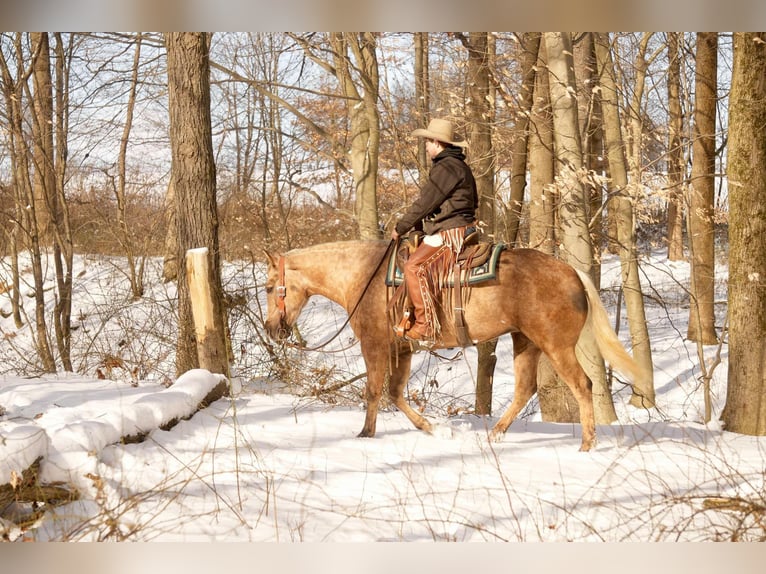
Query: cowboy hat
[{"left": 411, "top": 118, "right": 467, "bottom": 148}]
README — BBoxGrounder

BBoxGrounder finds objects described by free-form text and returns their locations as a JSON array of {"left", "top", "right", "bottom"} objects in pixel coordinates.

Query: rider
[{"left": 391, "top": 118, "right": 478, "bottom": 342}]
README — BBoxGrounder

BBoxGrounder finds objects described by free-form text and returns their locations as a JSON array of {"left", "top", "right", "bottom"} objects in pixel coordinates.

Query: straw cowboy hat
[{"left": 411, "top": 118, "right": 468, "bottom": 148}]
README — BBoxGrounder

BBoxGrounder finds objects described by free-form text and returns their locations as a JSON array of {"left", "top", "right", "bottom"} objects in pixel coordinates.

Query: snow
[{"left": 1, "top": 244, "right": 764, "bottom": 544}]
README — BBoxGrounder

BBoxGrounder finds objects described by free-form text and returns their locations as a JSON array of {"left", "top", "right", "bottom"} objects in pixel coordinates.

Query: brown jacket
[{"left": 395, "top": 147, "right": 477, "bottom": 236}]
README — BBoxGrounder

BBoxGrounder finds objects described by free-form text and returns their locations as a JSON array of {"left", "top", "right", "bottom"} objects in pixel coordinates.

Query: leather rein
[{"left": 274, "top": 240, "right": 394, "bottom": 352}]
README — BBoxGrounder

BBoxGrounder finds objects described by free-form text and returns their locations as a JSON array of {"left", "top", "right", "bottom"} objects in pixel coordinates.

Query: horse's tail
[{"left": 575, "top": 269, "right": 648, "bottom": 386}]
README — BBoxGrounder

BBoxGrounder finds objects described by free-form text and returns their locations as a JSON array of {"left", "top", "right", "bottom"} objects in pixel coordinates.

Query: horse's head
[{"left": 263, "top": 250, "right": 309, "bottom": 342}]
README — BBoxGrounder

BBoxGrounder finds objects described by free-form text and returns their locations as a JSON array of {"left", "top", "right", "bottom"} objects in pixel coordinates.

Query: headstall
[{"left": 276, "top": 255, "right": 287, "bottom": 320}]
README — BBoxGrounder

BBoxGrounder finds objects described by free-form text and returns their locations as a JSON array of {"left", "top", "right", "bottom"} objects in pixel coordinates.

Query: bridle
[
  {"left": 272, "top": 240, "right": 394, "bottom": 352},
  {"left": 276, "top": 254, "right": 287, "bottom": 321}
]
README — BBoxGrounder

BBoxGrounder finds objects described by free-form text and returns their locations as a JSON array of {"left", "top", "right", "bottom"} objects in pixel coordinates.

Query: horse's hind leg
[
  {"left": 489, "top": 334, "right": 541, "bottom": 442},
  {"left": 546, "top": 348, "right": 596, "bottom": 452},
  {"left": 388, "top": 350, "right": 433, "bottom": 433}
]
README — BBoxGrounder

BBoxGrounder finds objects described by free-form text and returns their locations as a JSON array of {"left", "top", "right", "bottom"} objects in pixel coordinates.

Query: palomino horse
[{"left": 264, "top": 240, "right": 645, "bottom": 451}]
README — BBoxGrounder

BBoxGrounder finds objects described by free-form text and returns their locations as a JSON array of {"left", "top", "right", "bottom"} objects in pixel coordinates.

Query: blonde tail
[{"left": 575, "top": 269, "right": 648, "bottom": 386}]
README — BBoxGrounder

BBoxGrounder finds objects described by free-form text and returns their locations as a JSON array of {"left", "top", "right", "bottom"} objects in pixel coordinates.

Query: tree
[
  {"left": 721, "top": 32, "right": 766, "bottom": 435},
  {"left": 687, "top": 32, "right": 718, "bottom": 344},
  {"left": 543, "top": 32, "right": 616, "bottom": 424},
  {"left": 666, "top": 32, "right": 685, "bottom": 262},
  {"left": 460, "top": 32, "right": 496, "bottom": 416},
  {"left": 594, "top": 32, "right": 655, "bottom": 408},
  {"left": 112, "top": 32, "right": 146, "bottom": 299},
  {"left": 506, "top": 32, "right": 541, "bottom": 247},
  {"left": 0, "top": 33, "right": 29, "bottom": 330},
  {"left": 330, "top": 33, "right": 382, "bottom": 240},
  {"left": 49, "top": 33, "right": 76, "bottom": 372},
  {"left": 1, "top": 33, "right": 58, "bottom": 372},
  {"left": 573, "top": 32, "right": 606, "bottom": 282},
  {"left": 527, "top": 37, "right": 555, "bottom": 254},
  {"left": 414, "top": 32, "right": 430, "bottom": 185},
  {"left": 165, "top": 32, "right": 230, "bottom": 380}
]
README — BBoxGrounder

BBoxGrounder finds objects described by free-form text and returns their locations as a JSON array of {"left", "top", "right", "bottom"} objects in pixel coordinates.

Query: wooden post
[{"left": 185, "top": 247, "right": 229, "bottom": 403}]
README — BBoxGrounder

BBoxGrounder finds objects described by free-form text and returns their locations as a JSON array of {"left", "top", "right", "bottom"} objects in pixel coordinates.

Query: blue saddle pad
[{"left": 385, "top": 242, "right": 505, "bottom": 287}]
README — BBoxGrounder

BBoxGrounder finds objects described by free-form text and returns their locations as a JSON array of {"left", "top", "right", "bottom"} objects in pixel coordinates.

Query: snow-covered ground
[{"left": 1, "top": 244, "right": 763, "bottom": 544}]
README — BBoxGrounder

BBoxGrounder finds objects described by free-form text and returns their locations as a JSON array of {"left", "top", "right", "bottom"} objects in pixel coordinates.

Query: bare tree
[
  {"left": 505, "top": 32, "right": 541, "bottom": 247},
  {"left": 527, "top": 37, "right": 555, "bottom": 254},
  {"left": 329, "top": 33, "right": 382, "bottom": 240},
  {"left": 594, "top": 32, "right": 655, "bottom": 408},
  {"left": 544, "top": 32, "right": 616, "bottom": 424},
  {"left": 165, "top": 32, "right": 230, "bottom": 381},
  {"left": 458, "top": 32, "right": 497, "bottom": 416},
  {"left": 0, "top": 33, "right": 28, "bottom": 330},
  {"left": 721, "top": 32, "right": 766, "bottom": 435},
  {"left": 687, "top": 32, "right": 718, "bottom": 344},
  {"left": 111, "top": 32, "right": 146, "bottom": 299},
  {"left": 414, "top": 32, "right": 430, "bottom": 185},
  {"left": 49, "top": 33, "right": 75, "bottom": 372},
  {"left": 573, "top": 32, "right": 606, "bottom": 281},
  {"left": 666, "top": 32, "right": 685, "bottom": 262}
]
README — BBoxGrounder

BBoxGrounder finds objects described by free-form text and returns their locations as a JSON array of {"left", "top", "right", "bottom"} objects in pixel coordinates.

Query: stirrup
[{"left": 394, "top": 309, "right": 413, "bottom": 338}]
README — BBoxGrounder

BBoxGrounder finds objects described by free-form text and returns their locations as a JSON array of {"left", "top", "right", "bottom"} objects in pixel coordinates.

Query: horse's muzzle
[{"left": 266, "top": 317, "right": 290, "bottom": 342}]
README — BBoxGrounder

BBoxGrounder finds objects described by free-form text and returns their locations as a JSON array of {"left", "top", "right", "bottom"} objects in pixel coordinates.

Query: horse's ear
[{"left": 263, "top": 249, "right": 277, "bottom": 269}]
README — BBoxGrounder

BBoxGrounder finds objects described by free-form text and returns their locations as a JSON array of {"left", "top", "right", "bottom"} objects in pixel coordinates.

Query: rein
[{"left": 276, "top": 240, "right": 395, "bottom": 352}]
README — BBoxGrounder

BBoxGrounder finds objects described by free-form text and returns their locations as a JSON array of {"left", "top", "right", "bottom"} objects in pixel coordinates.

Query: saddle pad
[{"left": 385, "top": 242, "right": 506, "bottom": 287}]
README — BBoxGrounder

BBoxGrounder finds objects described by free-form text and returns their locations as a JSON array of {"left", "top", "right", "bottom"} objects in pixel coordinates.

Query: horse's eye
[{"left": 265, "top": 286, "right": 273, "bottom": 294}]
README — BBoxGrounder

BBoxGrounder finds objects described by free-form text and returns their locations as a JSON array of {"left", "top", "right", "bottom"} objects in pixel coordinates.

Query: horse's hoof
[
  {"left": 357, "top": 429, "right": 375, "bottom": 438},
  {"left": 488, "top": 429, "right": 504, "bottom": 443}
]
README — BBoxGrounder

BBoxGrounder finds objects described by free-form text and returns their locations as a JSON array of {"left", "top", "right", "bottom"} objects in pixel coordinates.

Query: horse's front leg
[
  {"left": 358, "top": 373, "right": 381, "bottom": 438},
  {"left": 357, "top": 340, "right": 389, "bottom": 437},
  {"left": 388, "top": 349, "right": 433, "bottom": 433}
]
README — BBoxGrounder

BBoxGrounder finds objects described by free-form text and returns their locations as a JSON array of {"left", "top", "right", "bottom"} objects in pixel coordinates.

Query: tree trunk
[
  {"left": 414, "top": 32, "right": 430, "bottom": 186},
  {"left": 506, "top": 32, "right": 541, "bottom": 247},
  {"left": 595, "top": 33, "right": 655, "bottom": 408},
  {"left": 115, "top": 33, "right": 145, "bottom": 299},
  {"left": 0, "top": 34, "right": 26, "bottom": 329},
  {"left": 165, "top": 32, "right": 230, "bottom": 378},
  {"left": 464, "top": 32, "right": 497, "bottom": 416},
  {"left": 51, "top": 33, "right": 74, "bottom": 372},
  {"left": 330, "top": 33, "right": 381, "bottom": 240},
  {"left": 687, "top": 32, "right": 718, "bottom": 344},
  {"left": 528, "top": 38, "right": 555, "bottom": 254},
  {"left": 666, "top": 32, "right": 685, "bottom": 262},
  {"left": 574, "top": 32, "right": 605, "bottom": 285},
  {"left": 28, "top": 33, "right": 56, "bottom": 372},
  {"left": 544, "top": 32, "right": 616, "bottom": 424},
  {"left": 721, "top": 32, "right": 766, "bottom": 435},
  {"left": 30, "top": 33, "right": 55, "bottom": 245},
  {"left": 162, "top": 178, "right": 178, "bottom": 283},
  {"left": 526, "top": 37, "right": 574, "bottom": 421}
]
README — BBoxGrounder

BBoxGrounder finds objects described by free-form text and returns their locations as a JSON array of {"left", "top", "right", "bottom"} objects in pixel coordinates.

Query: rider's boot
[{"left": 401, "top": 243, "right": 443, "bottom": 342}]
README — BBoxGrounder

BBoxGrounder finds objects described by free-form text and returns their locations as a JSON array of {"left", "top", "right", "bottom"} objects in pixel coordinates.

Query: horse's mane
[{"left": 287, "top": 240, "right": 388, "bottom": 260}]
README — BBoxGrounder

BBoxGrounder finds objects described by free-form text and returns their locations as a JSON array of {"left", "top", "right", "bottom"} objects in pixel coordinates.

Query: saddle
[{"left": 386, "top": 231, "right": 506, "bottom": 347}]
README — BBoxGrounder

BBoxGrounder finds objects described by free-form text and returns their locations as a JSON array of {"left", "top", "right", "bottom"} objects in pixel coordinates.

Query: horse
[{"left": 263, "top": 240, "right": 645, "bottom": 451}]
